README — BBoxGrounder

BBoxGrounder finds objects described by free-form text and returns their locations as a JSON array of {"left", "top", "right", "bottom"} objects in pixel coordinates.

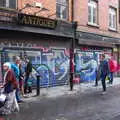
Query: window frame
[
  {"left": 109, "top": 7, "right": 117, "bottom": 31},
  {"left": 0, "top": 0, "right": 17, "bottom": 9},
  {"left": 56, "top": 0, "right": 69, "bottom": 20},
  {"left": 88, "top": 0, "right": 98, "bottom": 26}
]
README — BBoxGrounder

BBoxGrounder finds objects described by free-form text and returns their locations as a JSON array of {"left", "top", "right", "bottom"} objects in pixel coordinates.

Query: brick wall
[
  {"left": 17, "top": 0, "right": 72, "bottom": 21},
  {"left": 74, "top": 0, "right": 120, "bottom": 38}
]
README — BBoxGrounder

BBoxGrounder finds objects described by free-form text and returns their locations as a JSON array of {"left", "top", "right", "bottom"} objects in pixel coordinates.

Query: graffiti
[
  {"left": 75, "top": 51, "right": 99, "bottom": 82},
  {"left": 3, "top": 47, "right": 70, "bottom": 87}
]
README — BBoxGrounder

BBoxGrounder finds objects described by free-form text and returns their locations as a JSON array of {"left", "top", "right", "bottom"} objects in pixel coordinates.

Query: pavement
[
  {"left": 0, "top": 77, "right": 120, "bottom": 120},
  {"left": 21, "top": 77, "right": 120, "bottom": 102}
]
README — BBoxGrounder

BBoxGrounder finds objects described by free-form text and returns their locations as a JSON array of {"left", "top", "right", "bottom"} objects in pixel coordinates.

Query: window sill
[
  {"left": 0, "top": 7, "right": 17, "bottom": 12},
  {"left": 87, "top": 22, "right": 99, "bottom": 28},
  {"left": 108, "top": 27, "right": 117, "bottom": 32}
]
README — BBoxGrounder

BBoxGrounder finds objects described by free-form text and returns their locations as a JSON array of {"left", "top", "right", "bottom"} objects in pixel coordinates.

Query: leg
[
  {"left": 110, "top": 72, "right": 113, "bottom": 84},
  {"left": 12, "top": 90, "right": 19, "bottom": 112},
  {"left": 24, "top": 75, "right": 29, "bottom": 94},
  {"left": 16, "top": 88, "right": 21, "bottom": 102},
  {"left": 101, "top": 75, "right": 107, "bottom": 92}
]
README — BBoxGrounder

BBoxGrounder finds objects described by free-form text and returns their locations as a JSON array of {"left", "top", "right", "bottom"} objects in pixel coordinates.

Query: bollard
[{"left": 36, "top": 75, "right": 40, "bottom": 96}]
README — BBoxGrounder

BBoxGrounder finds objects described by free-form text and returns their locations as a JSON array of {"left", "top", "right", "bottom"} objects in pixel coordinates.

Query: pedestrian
[
  {"left": 108, "top": 56, "right": 117, "bottom": 85},
  {"left": 24, "top": 59, "right": 32, "bottom": 94},
  {"left": 19, "top": 60, "right": 25, "bottom": 96},
  {"left": 99, "top": 54, "right": 110, "bottom": 94},
  {"left": 0, "top": 62, "right": 19, "bottom": 115},
  {"left": 11, "top": 56, "right": 23, "bottom": 103},
  {"left": 95, "top": 62, "right": 101, "bottom": 86}
]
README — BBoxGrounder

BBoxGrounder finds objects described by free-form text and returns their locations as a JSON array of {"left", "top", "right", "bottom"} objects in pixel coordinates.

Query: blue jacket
[
  {"left": 11, "top": 63, "right": 20, "bottom": 81},
  {"left": 100, "top": 60, "right": 110, "bottom": 76}
]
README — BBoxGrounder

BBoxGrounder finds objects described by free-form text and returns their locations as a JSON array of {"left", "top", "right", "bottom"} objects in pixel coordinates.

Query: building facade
[
  {"left": 73, "top": 0, "right": 120, "bottom": 82},
  {"left": 0, "top": 0, "right": 120, "bottom": 86},
  {"left": 0, "top": 0, "right": 74, "bottom": 87}
]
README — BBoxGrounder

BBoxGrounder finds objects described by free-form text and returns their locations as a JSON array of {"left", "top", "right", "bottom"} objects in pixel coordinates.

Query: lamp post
[{"left": 70, "top": 21, "right": 77, "bottom": 91}]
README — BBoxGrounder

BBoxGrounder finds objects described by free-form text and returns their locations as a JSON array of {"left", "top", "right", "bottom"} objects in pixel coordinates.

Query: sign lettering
[{"left": 18, "top": 14, "right": 57, "bottom": 29}]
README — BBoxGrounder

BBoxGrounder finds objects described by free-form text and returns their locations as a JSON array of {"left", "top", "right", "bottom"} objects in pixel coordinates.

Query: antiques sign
[{"left": 18, "top": 13, "right": 57, "bottom": 29}]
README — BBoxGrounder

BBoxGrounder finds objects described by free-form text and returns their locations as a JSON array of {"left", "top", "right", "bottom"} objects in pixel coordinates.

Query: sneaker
[
  {"left": 101, "top": 91, "right": 106, "bottom": 95},
  {"left": 18, "top": 100, "right": 24, "bottom": 103}
]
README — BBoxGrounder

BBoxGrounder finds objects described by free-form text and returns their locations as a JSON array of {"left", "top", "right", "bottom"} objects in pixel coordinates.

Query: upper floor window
[
  {"left": 109, "top": 7, "right": 117, "bottom": 31},
  {"left": 0, "top": 0, "right": 17, "bottom": 9},
  {"left": 56, "top": 0, "right": 68, "bottom": 20},
  {"left": 88, "top": 0, "right": 98, "bottom": 25}
]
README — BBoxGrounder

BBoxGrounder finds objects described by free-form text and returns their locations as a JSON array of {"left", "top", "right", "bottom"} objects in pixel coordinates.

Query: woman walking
[{"left": 0, "top": 62, "right": 19, "bottom": 115}]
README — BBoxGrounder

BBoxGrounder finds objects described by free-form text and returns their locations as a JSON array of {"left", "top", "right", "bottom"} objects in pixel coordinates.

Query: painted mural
[
  {"left": 3, "top": 48, "right": 70, "bottom": 87},
  {"left": 75, "top": 51, "right": 100, "bottom": 82}
]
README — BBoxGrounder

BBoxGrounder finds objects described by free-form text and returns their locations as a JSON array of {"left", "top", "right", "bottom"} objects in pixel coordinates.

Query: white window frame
[
  {"left": 88, "top": 0, "right": 98, "bottom": 26},
  {"left": 56, "top": 0, "right": 68, "bottom": 20},
  {"left": 109, "top": 7, "right": 117, "bottom": 31},
  {"left": 0, "top": 0, "right": 17, "bottom": 9}
]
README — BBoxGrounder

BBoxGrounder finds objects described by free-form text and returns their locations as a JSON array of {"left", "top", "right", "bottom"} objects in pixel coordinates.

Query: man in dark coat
[{"left": 24, "top": 59, "right": 32, "bottom": 94}]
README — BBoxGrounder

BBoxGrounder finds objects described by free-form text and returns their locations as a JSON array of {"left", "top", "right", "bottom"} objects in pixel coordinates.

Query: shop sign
[{"left": 18, "top": 13, "right": 57, "bottom": 29}]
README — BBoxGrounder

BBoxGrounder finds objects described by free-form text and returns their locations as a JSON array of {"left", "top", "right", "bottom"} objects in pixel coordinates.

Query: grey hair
[{"left": 3, "top": 62, "right": 11, "bottom": 69}]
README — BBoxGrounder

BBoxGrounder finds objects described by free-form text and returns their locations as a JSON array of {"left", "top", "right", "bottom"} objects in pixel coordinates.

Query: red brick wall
[
  {"left": 74, "top": 0, "right": 120, "bottom": 38},
  {"left": 17, "top": 0, "right": 72, "bottom": 21}
]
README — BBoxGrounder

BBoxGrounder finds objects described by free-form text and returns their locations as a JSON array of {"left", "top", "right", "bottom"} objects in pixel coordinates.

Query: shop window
[
  {"left": 0, "top": 0, "right": 17, "bottom": 9},
  {"left": 56, "top": 0, "right": 68, "bottom": 20},
  {"left": 88, "top": 0, "right": 98, "bottom": 26},
  {"left": 109, "top": 7, "right": 117, "bottom": 31}
]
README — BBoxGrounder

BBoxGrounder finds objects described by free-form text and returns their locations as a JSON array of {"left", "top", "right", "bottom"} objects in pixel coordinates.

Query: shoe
[
  {"left": 101, "top": 91, "right": 106, "bottom": 95},
  {"left": 18, "top": 100, "right": 24, "bottom": 103}
]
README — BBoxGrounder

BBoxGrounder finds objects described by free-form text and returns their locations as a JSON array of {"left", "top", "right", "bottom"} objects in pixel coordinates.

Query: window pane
[
  {"left": 93, "top": 7, "right": 97, "bottom": 23},
  {"left": 9, "top": 0, "right": 16, "bottom": 9},
  {"left": 0, "top": 0, "right": 5, "bottom": 7},
  {"left": 56, "top": 0, "right": 68, "bottom": 19},
  {"left": 88, "top": 0, "right": 98, "bottom": 24},
  {"left": 62, "top": 6, "right": 67, "bottom": 19},
  {"left": 56, "top": 4, "right": 61, "bottom": 18},
  {"left": 109, "top": 8, "right": 117, "bottom": 29},
  {"left": 88, "top": 6, "right": 92, "bottom": 22}
]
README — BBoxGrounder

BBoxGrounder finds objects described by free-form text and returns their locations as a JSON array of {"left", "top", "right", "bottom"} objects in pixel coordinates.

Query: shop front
[
  {"left": 0, "top": 10, "right": 74, "bottom": 87},
  {"left": 75, "top": 31, "right": 118, "bottom": 82}
]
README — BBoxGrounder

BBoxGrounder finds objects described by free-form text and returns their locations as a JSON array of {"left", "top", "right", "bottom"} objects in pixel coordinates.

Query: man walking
[{"left": 99, "top": 54, "right": 110, "bottom": 94}]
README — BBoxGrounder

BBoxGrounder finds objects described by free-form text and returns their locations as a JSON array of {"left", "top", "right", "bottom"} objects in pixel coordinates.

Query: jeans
[
  {"left": 15, "top": 88, "right": 21, "bottom": 102},
  {"left": 109, "top": 72, "right": 113, "bottom": 84},
  {"left": 101, "top": 74, "right": 107, "bottom": 91}
]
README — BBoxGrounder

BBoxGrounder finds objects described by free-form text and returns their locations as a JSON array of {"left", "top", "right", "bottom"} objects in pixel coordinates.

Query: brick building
[
  {"left": 0, "top": 0, "right": 74, "bottom": 87},
  {"left": 73, "top": 0, "right": 120, "bottom": 82},
  {"left": 0, "top": 0, "right": 120, "bottom": 86}
]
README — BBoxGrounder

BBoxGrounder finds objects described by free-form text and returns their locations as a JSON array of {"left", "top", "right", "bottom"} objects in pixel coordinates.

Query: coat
[{"left": 4, "top": 69, "right": 18, "bottom": 93}]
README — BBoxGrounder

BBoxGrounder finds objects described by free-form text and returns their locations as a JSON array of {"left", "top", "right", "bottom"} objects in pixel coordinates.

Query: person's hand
[{"left": 0, "top": 85, "right": 4, "bottom": 88}]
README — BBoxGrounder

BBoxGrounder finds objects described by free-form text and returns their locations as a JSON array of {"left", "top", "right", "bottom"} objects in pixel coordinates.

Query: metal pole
[
  {"left": 36, "top": 75, "right": 40, "bottom": 96},
  {"left": 70, "top": 22, "right": 77, "bottom": 91}
]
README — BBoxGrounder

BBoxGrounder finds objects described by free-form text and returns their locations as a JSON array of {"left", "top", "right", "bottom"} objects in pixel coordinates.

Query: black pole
[
  {"left": 70, "top": 22, "right": 77, "bottom": 91},
  {"left": 36, "top": 75, "right": 40, "bottom": 96}
]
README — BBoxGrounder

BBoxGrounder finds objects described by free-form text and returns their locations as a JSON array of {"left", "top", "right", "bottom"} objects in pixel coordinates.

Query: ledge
[{"left": 87, "top": 22, "right": 99, "bottom": 28}]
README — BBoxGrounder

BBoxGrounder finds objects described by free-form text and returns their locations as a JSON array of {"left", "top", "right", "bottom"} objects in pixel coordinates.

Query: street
[{"left": 2, "top": 85, "right": 120, "bottom": 120}]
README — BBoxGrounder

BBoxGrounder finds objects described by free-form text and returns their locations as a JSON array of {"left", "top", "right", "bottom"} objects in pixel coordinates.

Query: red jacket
[
  {"left": 109, "top": 59, "right": 117, "bottom": 72},
  {"left": 4, "top": 69, "right": 18, "bottom": 89}
]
